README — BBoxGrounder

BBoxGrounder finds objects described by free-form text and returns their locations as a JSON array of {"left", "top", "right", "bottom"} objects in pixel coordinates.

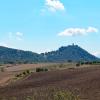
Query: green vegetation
[
  {"left": 74, "top": 60, "right": 100, "bottom": 68},
  {"left": 15, "top": 70, "right": 31, "bottom": 78},
  {"left": 0, "top": 45, "right": 99, "bottom": 64},
  {"left": 0, "top": 46, "right": 46, "bottom": 64},
  {"left": 42, "top": 45, "right": 99, "bottom": 62},
  {"left": 0, "top": 90, "right": 79, "bottom": 100},
  {"left": 26, "top": 96, "right": 34, "bottom": 100},
  {"left": 54, "top": 91, "right": 79, "bottom": 100},
  {"left": 36, "top": 68, "right": 48, "bottom": 72},
  {"left": 76, "top": 63, "right": 80, "bottom": 67}
]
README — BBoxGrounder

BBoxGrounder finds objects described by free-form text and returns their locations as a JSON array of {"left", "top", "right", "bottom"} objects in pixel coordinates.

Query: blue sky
[{"left": 0, "top": 0, "right": 100, "bottom": 57}]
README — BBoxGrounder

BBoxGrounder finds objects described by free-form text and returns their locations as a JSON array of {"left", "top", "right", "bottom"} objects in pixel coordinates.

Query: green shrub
[
  {"left": 80, "top": 62, "right": 84, "bottom": 65},
  {"left": 36, "top": 68, "right": 48, "bottom": 72},
  {"left": 15, "top": 70, "right": 31, "bottom": 78},
  {"left": 26, "top": 70, "right": 30, "bottom": 74},
  {"left": 36, "top": 68, "right": 43, "bottom": 72},
  {"left": 23, "top": 71, "right": 27, "bottom": 75},
  {"left": 76, "top": 63, "right": 80, "bottom": 67},
  {"left": 54, "top": 91, "right": 79, "bottom": 100},
  {"left": 23, "top": 70, "right": 31, "bottom": 75},
  {"left": 26, "top": 96, "right": 34, "bottom": 100},
  {"left": 15, "top": 73, "right": 22, "bottom": 78},
  {"left": 44, "top": 68, "right": 48, "bottom": 72},
  {"left": 84, "top": 62, "right": 90, "bottom": 64},
  {"left": 67, "top": 60, "right": 72, "bottom": 63}
]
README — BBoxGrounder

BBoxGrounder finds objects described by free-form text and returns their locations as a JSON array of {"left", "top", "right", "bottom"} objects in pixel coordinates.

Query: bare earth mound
[{"left": 0, "top": 66, "right": 100, "bottom": 100}]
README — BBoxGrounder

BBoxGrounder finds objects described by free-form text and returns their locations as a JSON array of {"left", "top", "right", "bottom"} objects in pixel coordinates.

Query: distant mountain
[
  {"left": 41, "top": 45, "right": 99, "bottom": 62},
  {"left": 0, "top": 45, "right": 99, "bottom": 64},
  {"left": 0, "top": 46, "right": 45, "bottom": 64}
]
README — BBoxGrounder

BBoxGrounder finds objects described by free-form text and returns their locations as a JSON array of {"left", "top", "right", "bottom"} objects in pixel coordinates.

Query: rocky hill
[
  {"left": 42, "top": 45, "right": 99, "bottom": 62},
  {"left": 0, "top": 45, "right": 99, "bottom": 63}
]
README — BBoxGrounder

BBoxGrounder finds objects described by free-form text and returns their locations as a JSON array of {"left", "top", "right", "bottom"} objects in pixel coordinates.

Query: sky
[{"left": 0, "top": 0, "right": 100, "bottom": 57}]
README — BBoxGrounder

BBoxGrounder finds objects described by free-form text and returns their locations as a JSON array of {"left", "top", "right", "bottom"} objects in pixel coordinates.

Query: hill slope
[
  {"left": 0, "top": 46, "right": 45, "bottom": 63},
  {"left": 42, "top": 45, "right": 99, "bottom": 62},
  {"left": 0, "top": 45, "right": 99, "bottom": 63}
]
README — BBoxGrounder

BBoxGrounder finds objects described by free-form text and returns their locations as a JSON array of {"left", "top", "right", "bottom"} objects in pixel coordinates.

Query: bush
[
  {"left": 80, "top": 62, "right": 84, "bottom": 65},
  {"left": 67, "top": 60, "right": 72, "bottom": 63},
  {"left": 23, "top": 70, "right": 31, "bottom": 75},
  {"left": 26, "top": 96, "right": 34, "bottom": 100},
  {"left": 15, "top": 73, "right": 22, "bottom": 77},
  {"left": 89, "top": 62, "right": 92, "bottom": 64},
  {"left": 36, "top": 68, "right": 43, "bottom": 72},
  {"left": 44, "top": 68, "right": 48, "bottom": 72},
  {"left": 54, "top": 91, "right": 79, "bottom": 100},
  {"left": 23, "top": 71, "right": 27, "bottom": 75},
  {"left": 26, "top": 70, "right": 30, "bottom": 74},
  {"left": 36, "top": 68, "right": 48, "bottom": 72},
  {"left": 76, "top": 63, "right": 80, "bottom": 67},
  {"left": 15, "top": 70, "right": 31, "bottom": 78},
  {"left": 84, "top": 62, "right": 92, "bottom": 65}
]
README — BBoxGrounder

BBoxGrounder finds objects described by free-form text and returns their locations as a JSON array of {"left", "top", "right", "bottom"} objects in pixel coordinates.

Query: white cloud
[
  {"left": 58, "top": 27, "right": 99, "bottom": 36},
  {"left": 16, "top": 32, "right": 23, "bottom": 40},
  {"left": 16, "top": 32, "right": 23, "bottom": 37},
  {"left": 0, "top": 42, "right": 9, "bottom": 47},
  {"left": 45, "top": 0, "right": 65, "bottom": 11},
  {"left": 93, "top": 52, "right": 100, "bottom": 57},
  {"left": 86, "top": 27, "right": 98, "bottom": 33},
  {"left": 8, "top": 32, "right": 24, "bottom": 41}
]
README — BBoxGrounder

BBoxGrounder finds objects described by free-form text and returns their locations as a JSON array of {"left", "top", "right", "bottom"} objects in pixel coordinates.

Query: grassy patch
[{"left": 54, "top": 90, "right": 79, "bottom": 100}]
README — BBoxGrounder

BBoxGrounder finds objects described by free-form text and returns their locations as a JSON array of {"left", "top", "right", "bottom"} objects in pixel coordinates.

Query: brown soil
[
  {"left": 0, "top": 66, "right": 100, "bottom": 100},
  {"left": 5, "top": 63, "right": 56, "bottom": 72},
  {"left": 0, "top": 63, "right": 57, "bottom": 86}
]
